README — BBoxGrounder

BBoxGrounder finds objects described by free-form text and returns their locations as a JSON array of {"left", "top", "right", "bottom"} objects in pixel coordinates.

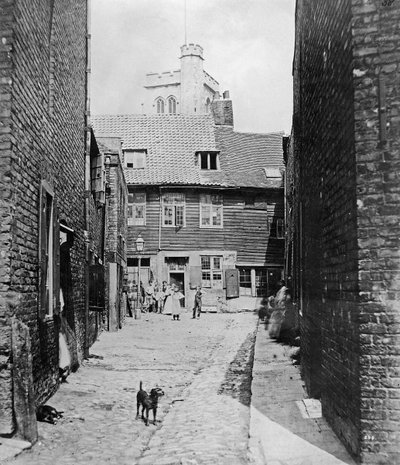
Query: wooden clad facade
[{"left": 127, "top": 186, "right": 284, "bottom": 311}]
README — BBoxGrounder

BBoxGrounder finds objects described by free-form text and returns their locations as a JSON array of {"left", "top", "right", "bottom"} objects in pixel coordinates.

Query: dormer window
[
  {"left": 125, "top": 150, "right": 147, "bottom": 169},
  {"left": 156, "top": 97, "right": 165, "bottom": 114},
  {"left": 168, "top": 96, "right": 177, "bottom": 114},
  {"left": 196, "top": 151, "right": 219, "bottom": 170}
]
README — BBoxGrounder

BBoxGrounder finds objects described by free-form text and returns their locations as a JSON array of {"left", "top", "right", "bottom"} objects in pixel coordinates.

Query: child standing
[
  {"left": 171, "top": 285, "right": 184, "bottom": 321},
  {"left": 192, "top": 286, "right": 203, "bottom": 319}
]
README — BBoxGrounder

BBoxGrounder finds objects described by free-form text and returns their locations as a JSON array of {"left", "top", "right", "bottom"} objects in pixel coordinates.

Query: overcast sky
[{"left": 90, "top": 0, "right": 295, "bottom": 134}]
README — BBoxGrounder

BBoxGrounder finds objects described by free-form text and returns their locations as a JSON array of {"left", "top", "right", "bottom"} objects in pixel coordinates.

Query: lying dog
[
  {"left": 136, "top": 381, "right": 164, "bottom": 426},
  {"left": 36, "top": 405, "right": 64, "bottom": 424}
]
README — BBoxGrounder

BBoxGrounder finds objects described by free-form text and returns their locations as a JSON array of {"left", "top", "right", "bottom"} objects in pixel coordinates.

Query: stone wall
[{"left": 0, "top": 0, "right": 88, "bottom": 435}]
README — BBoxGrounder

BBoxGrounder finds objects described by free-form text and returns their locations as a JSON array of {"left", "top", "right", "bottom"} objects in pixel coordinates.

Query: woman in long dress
[
  {"left": 163, "top": 284, "right": 173, "bottom": 315},
  {"left": 172, "top": 285, "right": 184, "bottom": 320},
  {"left": 268, "top": 280, "right": 288, "bottom": 339}
]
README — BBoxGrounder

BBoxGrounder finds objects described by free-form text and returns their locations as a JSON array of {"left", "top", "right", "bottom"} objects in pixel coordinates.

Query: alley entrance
[{"left": 9, "top": 313, "right": 257, "bottom": 465}]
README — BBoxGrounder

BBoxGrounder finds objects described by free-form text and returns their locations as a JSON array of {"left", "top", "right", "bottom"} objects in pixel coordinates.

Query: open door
[{"left": 169, "top": 272, "right": 185, "bottom": 307}]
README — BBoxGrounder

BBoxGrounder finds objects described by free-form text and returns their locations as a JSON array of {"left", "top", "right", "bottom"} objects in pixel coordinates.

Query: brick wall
[
  {"left": 0, "top": 0, "right": 88, "bottom": 434},
  {"left": 293, "top": 0, "right": 359, "bottom": 456},
  {"left": 352, "top": 0, "right": 400, "bottom": 463},
  {"left": 211, "top": 99, "right": 234, "bottom": 126},
  {"left": 292, "top": 0, "right": 400, "bottom": 462},
  {"left": 104, "top": 151, "right": 127, "bottom": 331}
]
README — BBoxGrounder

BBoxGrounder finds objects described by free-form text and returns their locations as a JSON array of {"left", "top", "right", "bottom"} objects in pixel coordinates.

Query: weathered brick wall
[
  {"left": 352, "top": 0, "right": 400, "bottom": 463},
  {"left": 0, "top": 0, "right": 16, "bottom": 435},
  {"left": 211, "top": 99, "right": 234, "bottom": 126},
  {"left": 104, "top": 152, "right": 127, "bottom": 330},
  {"left": 294, "top": 0, "right": 400, "bottom": 462},
  {"left": 0, "top": 0, "right": 88, "bottom": 433},
  {"left": 293, "top": 0, "right": 360, "bottom": 456}
]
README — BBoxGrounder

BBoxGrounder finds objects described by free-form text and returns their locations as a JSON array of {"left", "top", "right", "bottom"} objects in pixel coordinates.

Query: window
[
  {"left": 128, "top": 192, "right": 146, "bottom": 226},
  {"left": 125, "top": 150, "right": 147, "bottom": 169},
  {"left": 205, "top": 97, "right": 211, "bottom": 113},
  {"left": 166, "top": 257, "right": 187, "bottom": 271},
  {"left": 168, "top": 96, "right": 177, "bottom": 114},
  {"left": 239, "top": 268, "right": 252, "bottom": 296},
  {"left": 90, "top": 142, "right": 105, "bottom": 203},
  {"left": 127, "top": 257, "right": 151, "bottom": 286},
  {"left": 238, "top": 267, "right": 282, "bottom": 297},
  {"left": 162, "top": 193, "right": 185, "bottom": 227},
  {"left": 201, "top": 256, "right": 223, "bottom": 289},
  {"left": 255, "top": 268, "right": 268, "bottom": 297},
  {"left": 196, "top": 151, "right": 219, "bottom": 170},
  {"left": 276, "top": 219, "right": 285, "bottom": 239},
  {"left": 39, "top": 181, "right": 60, "bottom": 318},
  {"left": 200, "top": 194, "right": 223, "bottom": 228},
  {"left": 156, "top": 97, "right": 165, "bottom": 114}
]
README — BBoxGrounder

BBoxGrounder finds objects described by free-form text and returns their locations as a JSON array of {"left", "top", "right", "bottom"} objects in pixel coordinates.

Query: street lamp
[{"left": 135, "top": 234, "right": 145, "bottom": 318}]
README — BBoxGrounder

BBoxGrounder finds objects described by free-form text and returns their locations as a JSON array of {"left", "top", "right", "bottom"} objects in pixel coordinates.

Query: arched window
[
  {"left": 168, "top": 96, "right": 177, "bottom": 114},
  {"left": 156, "top": 97, "right": 165, "bottom": 114},
  {"left": 205, "top": 98, "right": 211, "bottom": 113}
]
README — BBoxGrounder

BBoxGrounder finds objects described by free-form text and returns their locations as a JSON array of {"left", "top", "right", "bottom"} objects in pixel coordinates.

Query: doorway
[{"left": 169, "top": 272, "right": 185, "bottom": 307}]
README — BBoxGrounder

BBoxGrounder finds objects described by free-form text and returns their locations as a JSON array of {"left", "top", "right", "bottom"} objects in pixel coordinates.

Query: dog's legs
[
  {"left": 136, "top": 401, "right": 140, "bottom": 418},
  {"left": 145, "top": 408, "right": 149, "bottom": 426},
  {"left": 153, "top": 407, "right": 157, "bottom": 425}
]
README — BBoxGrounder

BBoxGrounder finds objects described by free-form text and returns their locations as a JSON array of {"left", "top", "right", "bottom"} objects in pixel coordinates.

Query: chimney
[
  {"left": 211, "top": 97, "right": 233, "bottom": 126},
  {"left": 222, "top": 90, "right": 230, "bottom": 99}
]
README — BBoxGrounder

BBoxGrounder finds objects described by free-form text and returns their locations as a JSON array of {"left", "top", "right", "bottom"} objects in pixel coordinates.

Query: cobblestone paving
[{"left": 8, "top": 312, "right": 257, "bottom": 465}]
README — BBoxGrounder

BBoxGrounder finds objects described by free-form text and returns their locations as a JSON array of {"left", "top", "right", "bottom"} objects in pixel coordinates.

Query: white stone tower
[{"left": 179, "top": 43, "right": 204, "bottom": 114}]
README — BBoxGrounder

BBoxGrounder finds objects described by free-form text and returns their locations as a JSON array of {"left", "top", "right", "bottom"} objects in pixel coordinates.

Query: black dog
[
  {"left": 136, "top": 381, "right": 164, "bottom": 426},
  {"left": 36, "top": 405, "right": 64, "bottom": 424}
]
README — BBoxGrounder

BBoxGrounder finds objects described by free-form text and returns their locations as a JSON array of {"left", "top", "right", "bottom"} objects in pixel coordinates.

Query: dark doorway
[{"left": 169, "top": 272, "right": 185, "bottom": 307}]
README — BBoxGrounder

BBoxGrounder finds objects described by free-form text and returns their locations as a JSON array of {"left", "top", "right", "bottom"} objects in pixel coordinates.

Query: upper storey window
[
  {"left": 205, "top": 98, "right": 211, "bottom": 113},
  {"left": 196, "top": 151, "right": 220, "bottom": 170},
  {"left": 162, "top": 193, "right": 185, "bottom": 227},
  {"left": 168, "top": 96, "right": 177, "bottom": 114},
  {"left": 125, "top": 150, "right": 147, "bottom": 169},
  {"left": 200, "top": 194, "right": 223, "bottom": 228},
  {"left": 156, "top": 97, "right": 165, "bottom": 114}
]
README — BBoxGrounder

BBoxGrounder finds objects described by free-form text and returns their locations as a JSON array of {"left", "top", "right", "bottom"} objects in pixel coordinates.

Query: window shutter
[
  {"left": 39, "top": 185, "right": 48, "bottom": 320},
  {"left": 225, "top": 269, "right": 239, "bottom": 298},
  {"left": 189, "top": 266, "right": 202, "bottom": 289},
  {"left": 53, "top": 201, "right": 60, "bottom": 315}
]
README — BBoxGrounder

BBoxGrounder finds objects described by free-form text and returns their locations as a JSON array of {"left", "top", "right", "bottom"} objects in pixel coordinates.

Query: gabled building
[{"left": 92, "top": 107, "right": 285, "bottom": 312}]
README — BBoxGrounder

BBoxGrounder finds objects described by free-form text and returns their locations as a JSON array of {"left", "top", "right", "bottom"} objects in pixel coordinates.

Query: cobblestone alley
[{"left": 8, "top": 312, "right": 257, "bottom": 465}]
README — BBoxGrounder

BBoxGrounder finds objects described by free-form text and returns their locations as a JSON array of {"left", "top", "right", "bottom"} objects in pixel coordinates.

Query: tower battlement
[{"left": 180, "top": 43, "right": 204, "bottom": 59}]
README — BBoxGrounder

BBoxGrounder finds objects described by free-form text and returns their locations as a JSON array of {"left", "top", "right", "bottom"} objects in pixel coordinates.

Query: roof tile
[{"left": 91, "top": 114, "right": 284, "bottom": 188}]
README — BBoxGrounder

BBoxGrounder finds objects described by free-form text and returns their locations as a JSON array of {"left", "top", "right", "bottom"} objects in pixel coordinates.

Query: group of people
[{"left": 127, "top": 280, "right": 203, "bottom": 321}]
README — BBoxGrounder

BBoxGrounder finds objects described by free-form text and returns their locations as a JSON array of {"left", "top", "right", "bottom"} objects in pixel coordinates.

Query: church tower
[
  {"left": 143, "top": 44, "right": 221, "bottom": 115},
  {"left": 179, "top": 43, "right": 204, "bottom": 114}
]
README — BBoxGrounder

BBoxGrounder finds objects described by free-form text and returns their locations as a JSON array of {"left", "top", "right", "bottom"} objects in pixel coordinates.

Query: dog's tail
[{"left": 139, "top": 380, "right": 143, "bottom": 390}]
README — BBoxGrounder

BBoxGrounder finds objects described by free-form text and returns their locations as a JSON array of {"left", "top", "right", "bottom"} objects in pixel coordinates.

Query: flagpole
[{"left": 184, "top": 0, "right": 187, "bottom": 45}]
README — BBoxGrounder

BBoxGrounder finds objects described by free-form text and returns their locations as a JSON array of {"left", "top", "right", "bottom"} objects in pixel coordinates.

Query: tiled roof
[
  {"left": 91, "top": 114, "right": 284, "bottom": 188},
  {"left": 215, "top": 126, "right": 284, "bottom": 188}
]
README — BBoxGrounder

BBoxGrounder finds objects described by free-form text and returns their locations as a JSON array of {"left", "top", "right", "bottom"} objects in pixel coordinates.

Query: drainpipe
[
  {"left": 83, "top": 0, "right": 92, "bottom": 358},
  {"left": 158, "top": 186, "right": 162, "bottom": 250}
]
